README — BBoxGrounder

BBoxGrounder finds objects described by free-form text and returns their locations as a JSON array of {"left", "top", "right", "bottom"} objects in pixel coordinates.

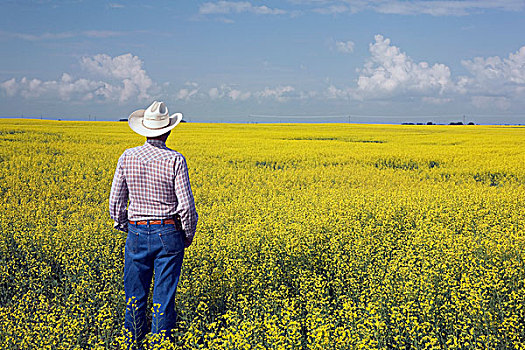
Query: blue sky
[{"left": 1, "top": 0, "right": 525, "bottom": 123}]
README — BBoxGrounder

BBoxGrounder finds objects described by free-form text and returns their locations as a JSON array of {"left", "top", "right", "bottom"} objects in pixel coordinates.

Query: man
[{"left": 109, "top": 101, "right": 198, "bottom": 345}]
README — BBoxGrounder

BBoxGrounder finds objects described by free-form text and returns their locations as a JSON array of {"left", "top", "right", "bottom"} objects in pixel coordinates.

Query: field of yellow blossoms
[{"left": 0, "top": 119, "right": 524, "bottom": 349}]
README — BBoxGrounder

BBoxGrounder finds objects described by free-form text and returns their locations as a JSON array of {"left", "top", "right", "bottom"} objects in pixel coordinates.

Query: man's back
[{"left": 109, "top": 139, "right": 198, "bottom": 239}]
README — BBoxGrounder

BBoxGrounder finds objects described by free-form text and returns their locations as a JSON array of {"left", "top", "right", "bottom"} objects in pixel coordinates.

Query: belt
[{"left": 129, "top": 219, "right": 179, "bottom": 227}]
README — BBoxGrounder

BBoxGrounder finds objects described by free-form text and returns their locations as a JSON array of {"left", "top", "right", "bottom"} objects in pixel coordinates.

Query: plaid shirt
[{"left": 109, "top": 139, "right": 198, "bottom": 239}]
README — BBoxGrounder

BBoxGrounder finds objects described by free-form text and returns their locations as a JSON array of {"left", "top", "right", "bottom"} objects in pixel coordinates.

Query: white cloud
[
  {"left": 0, "top": 30, "right": 125, "bottom": 41},
  {"left": 19, "top": 78, "right": 44, "bottom": 98},
  {"left": 208, "top": 84, "right": 297, "bottom": 102},
  {"left": 0, "top": 78, "right": 18, "bottom": 97},
  {"left": 422, "top": 96, "right": 453, "bottom": 105},
  {"left": 356, "top": 35, "right": 452, "bottom": 97},
  {"left": 0, "top": 74, "right": 105, "bottom": 101},
  {"left": 452, "top": 45, "right": 525, "bottom": 110},
  {"left": 373, "top": 0, "right": 524, "bottom": 16},
  {"left": 256, "top": 85, "right": 295, "bottom": 102},
  {"left": 199, "top": 1, "right": 286, "bottom": 15},
  {"left": 176, "top": 82, "right": 200, "bottom": 101},
  {"left": 80, "top": 53, "right": 154, "bottom": 102},
  {"left": 312, "top": 5, "right": 350, "bottom": 15},
  {"left": 3, "top": 34, "right": 525, "bottom": 115},
  {"left": 0, "top": 31, "right": 75, "bottom": 41},
  {"left": 1, "top": 53, "right": 156, "bottom": 103},
  {"left": 461, "top": 46, "right": 525, "bottom": 86},
  {"left": 208, "top": 84, "right": 251, "bottom": 101},
  {"left": 293, "top": 0, "right": 525, "bottom": 16},
  {"left": 228, "top": 89, "right": 251, "bottom": 101},
  {"left": 82, "top": 30, "right": 125, "bottom": 38},
  {"left": 325, "top": 84, "right": 353, "bottom": 100},
  {"left": 54, "top": 73, "right": 100, "bottom": 101},
  {"left": 335, "top": 40, "right": 355, "bottom": 54},
  {"left": 209, "top": 85, "right": 228, "bottom": 100},
  {"left": 176, "top": 88, "right": 199, "bottom": 101},
  {"left": 208, "top": 87, "right": 221, "bottom": 99},
  {"left": 322, "top": 35, "right": 525, "bottom": 113}
]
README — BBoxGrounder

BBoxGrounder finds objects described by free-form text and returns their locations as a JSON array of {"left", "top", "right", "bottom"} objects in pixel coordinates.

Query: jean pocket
[
  {"left": 126, "top": 231, "right": 139, "bottom": 254},
  {"left": 158, "top": 229, "right": 184, "bottom": 254}
]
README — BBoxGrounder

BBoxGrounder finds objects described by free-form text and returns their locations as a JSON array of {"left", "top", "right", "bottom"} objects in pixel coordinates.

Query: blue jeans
[{"left": 124, "top": 221, "right": 185, "bottom": 345}]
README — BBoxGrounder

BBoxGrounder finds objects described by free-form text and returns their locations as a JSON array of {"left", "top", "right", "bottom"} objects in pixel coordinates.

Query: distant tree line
[{"left": 402, "top": 121, "right": 476, "bottom": 125}]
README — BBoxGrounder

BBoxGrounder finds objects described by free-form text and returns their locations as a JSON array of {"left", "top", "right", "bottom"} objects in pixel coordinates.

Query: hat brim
[{"left": 128, "top": 109, "right": 183, "bottom": 137}]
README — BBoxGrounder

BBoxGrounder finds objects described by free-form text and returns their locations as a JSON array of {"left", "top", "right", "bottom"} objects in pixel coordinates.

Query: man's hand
[
  {"left": 113, "top": 221, "right": 128, "bottom": 233},
  {"left": 184, "top": 236, "right": 193, "bottom": 248}
]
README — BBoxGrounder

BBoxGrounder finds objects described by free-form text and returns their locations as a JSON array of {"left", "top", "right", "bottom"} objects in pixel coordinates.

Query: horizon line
[{"left": 1, "top": 116, "right": 524, "bottom": 126}]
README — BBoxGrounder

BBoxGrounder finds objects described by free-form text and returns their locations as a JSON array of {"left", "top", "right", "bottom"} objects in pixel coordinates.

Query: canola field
[{"left": 0, "top": 119, "right": 524, "bottom": 349}]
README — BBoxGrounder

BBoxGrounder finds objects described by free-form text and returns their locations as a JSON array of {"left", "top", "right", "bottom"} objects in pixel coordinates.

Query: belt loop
[{"left": 161, "top": 219, "right": 164, "bottom": 225}]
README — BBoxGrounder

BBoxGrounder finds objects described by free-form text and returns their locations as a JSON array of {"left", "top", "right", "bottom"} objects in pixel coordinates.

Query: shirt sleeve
[
  {"left": 174, "top": 156, "right": 198, "bottom": 239},
  {"left": 109, "top": 153, "right": 129, "bottom": 232}
]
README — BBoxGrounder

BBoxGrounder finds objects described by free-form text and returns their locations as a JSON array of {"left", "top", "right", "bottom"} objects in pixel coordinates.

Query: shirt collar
[{"left": 146, "top": 139, "right": 167, "bottom": 148}]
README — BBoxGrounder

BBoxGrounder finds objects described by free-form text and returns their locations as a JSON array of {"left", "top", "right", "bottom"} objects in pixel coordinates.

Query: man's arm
[
  {"left": 109, "top": 153, "right": 129, "bottom": 232},
  {"left": 174, "top": 156, "right": 198, "bottom": 246}
]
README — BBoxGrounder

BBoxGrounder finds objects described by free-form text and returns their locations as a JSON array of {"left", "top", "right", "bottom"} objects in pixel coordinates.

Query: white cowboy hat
[{"left": 128, "top": 101, "right": 183, "bottom": 137}]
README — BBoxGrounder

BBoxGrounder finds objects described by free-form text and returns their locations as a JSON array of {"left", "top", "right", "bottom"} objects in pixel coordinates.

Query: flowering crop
[{"left": 0, "top": 120, "right": 524, "bottom": 349}]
